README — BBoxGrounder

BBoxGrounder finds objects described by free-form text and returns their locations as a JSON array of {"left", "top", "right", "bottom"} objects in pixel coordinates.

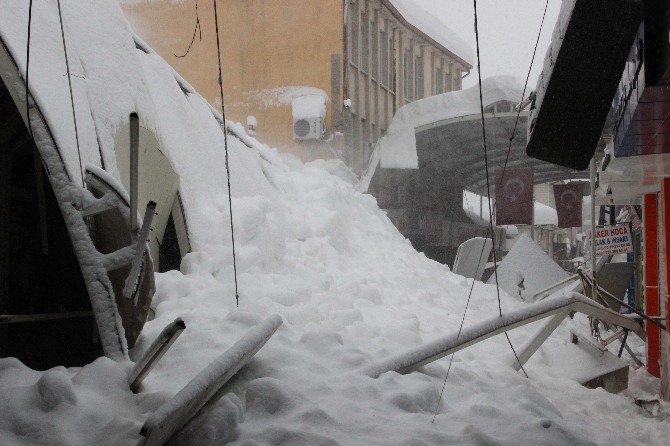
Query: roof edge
[{"left": 380, "top": 0, "right": 473, "bottom": 70}]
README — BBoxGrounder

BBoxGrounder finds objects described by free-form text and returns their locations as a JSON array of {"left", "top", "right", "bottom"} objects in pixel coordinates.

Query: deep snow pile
[
  {"left": 1, "top": 1, "right": 670, "bottom": 445},
  {"left": 488, "top": 234, "right": 569, "bottom": 300}
]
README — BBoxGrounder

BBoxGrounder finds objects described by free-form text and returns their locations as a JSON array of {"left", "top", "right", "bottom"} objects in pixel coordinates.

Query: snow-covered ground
[
  {"left": 1, "top": 1, "right": 670, "bottom": 445},
  {"left": 2, "top": 150, "right": 669, "bottom": 445}
]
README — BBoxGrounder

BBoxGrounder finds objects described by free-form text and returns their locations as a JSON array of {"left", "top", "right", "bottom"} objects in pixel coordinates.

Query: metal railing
[{"left": 363, "top": 293, "right": 643, "bottom": 378}]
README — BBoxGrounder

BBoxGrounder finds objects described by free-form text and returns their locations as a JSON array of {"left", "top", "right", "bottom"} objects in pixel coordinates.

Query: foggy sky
[{"left": 414, "top": 0, "right": 562, "bottom": 89}]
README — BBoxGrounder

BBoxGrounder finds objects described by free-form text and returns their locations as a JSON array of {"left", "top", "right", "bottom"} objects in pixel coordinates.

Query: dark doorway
[{"left": 159, "top": 214, "right": 182, "bottom": 273}]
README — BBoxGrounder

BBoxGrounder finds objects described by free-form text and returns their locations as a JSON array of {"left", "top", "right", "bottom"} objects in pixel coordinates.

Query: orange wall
[{"left": 122, "top": 0, "right": 344, "bottom": 156}]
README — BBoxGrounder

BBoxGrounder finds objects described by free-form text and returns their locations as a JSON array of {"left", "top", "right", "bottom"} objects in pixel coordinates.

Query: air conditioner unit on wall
[
  {"left": 292, "top": 94, "right": 326, "bottom": 141},
  {"left": 293, "top": 117, "right": 324, "bottom": 140}
]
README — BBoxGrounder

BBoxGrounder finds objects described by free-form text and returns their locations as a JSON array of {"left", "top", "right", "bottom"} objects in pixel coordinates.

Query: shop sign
[{"left": 587, "top": 224, "right": 633, "bottom": 256}]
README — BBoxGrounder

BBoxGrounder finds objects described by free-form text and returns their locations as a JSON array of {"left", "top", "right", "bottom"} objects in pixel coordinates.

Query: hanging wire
[
  {"left": 498, "top": 0, "right": 550, "bottom": 182},
  {"left": 25, "top": 0, "right": 35, "bottom": 137},
  {"left": 213, "top": 0, "right": 240, "bottom": 307},
  {"left": 174, "top": 1, "right": 201, "bottom": 58},
  {"left": 56, "top": 0, "right": 85, "bottom": 187},
  {"left": 473, "top": 0, "right": 528, "bottom": 379},
  {"left": 432, "top": 0, "right": 550, "bottom": 422}
]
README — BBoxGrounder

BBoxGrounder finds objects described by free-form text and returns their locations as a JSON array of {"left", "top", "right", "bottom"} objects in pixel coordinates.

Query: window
[
  {"left": 435, "top": 67, "right": 443, "bottom": 94},
  {"left": 371, "top": 21, "right": 379, "bottom": 79},
  {"left": 497, "top": 101, "right": 513, "bottom": 113},
  {"left": 403, "top": 50, "right": 411, "bottom": 99},
  {"left": 361, "top": 11, "right": 369, "bottom": 73},
  {"left": 454, "top": 68, "right": 462, "bottom": 90},
  {"left": 445, "top": 62, "right": 453, "bottom": 92},
  {"left": 380, "top": 30, "right": 389, "bottom": 86},
  {"left": 351, "top": 5, "right": 359, "bottom": 66},
  {"left": 414, "top": 57, "right": 423, "bottom": 99}
]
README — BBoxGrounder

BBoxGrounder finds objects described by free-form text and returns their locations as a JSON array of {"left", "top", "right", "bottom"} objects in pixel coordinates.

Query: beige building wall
[{"left": 122, "top": 0, "right": 471, "bottom": 170}]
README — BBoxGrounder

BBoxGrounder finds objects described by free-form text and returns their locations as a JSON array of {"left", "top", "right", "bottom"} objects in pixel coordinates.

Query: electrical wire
[
  {"left": 432, "top": 0, "right": 550, "bottom": 421},
  {"left": 56, "top": 0, "right": 85, "bottom": 187},
  {"left": 473, "top": 0, "right": 528, "bottom": 380},
  {"left": 174, "top": 1, "right": 201, "bottom": 58},
  {"left": 25, "top": 0, "right": 34, "bottom": 137},
  {"left": 213, "top": 0, "right": 240, "bottom": 307}
]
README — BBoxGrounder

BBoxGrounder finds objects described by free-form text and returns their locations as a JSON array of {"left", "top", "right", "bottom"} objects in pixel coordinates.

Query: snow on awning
[{"left": 378, "top": 76, "right": 523, "bottom": 169}]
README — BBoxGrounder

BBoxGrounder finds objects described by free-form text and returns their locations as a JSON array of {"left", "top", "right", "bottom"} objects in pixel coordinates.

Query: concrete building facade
[{"left": 121, "top": 0, "right": 472, "bottom": 173}]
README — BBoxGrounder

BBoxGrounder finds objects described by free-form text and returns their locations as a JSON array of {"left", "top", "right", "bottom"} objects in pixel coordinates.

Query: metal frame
[
  {"left": 531, "top": 274, "right": 579, "bottom": 301},
  {"left": 0, "top": 311, "right": 93, "bottom": 324},
  {"left": 128, "top": 317, "right": 186, "bottom": 393},
  {"left": 123, "top": 201, "right": 156, "bottom": 301},
  {"left": 129, "top": 112, "right": 139, "bottom": 231},
  {"left": 363, "top": 293, "right": 643, "bottom": 378},
  {"left": 138, "top": 315, "right": 282, "bottom": 446}
]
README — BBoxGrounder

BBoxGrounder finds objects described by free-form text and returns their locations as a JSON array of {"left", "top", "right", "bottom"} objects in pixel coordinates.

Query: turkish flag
[
  {"left": 495, "top": 168, "right": 534, "bottom": 225},
  {"left": 553, "top": 183, "right": 585, "bottom": 228}
]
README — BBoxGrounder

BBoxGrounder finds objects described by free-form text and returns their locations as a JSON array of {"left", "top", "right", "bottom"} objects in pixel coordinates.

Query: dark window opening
[
  {"left": 0, "top": 79, "right": 102, "bottom": 369},
  {"left": 159, "top": 213, "right": 182, "bottom": 273}
]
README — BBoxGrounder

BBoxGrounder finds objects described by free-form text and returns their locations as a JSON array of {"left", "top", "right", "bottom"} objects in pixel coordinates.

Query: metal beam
[
  {"left": 128, "top": 317, "right": 186, "bottom": 393},
  {"left": 139, "top": 315, "right": 282, "bottom": 446},
  {"left": 129, "top": 112, "right": 139, "bottom": 231},
  {"left": 123, "top": 201, "right": 156, "bottom": 301}
]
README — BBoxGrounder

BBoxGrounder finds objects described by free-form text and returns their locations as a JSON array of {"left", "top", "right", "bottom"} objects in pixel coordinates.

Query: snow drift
[{"left": 0, "top": 2, "right": 668, "bottom": 445}]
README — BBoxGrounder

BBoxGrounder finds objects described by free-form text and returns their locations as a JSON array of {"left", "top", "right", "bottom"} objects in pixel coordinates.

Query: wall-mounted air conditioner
[{"left": 292, "top": 94, "right": 326, "bottom": 141}]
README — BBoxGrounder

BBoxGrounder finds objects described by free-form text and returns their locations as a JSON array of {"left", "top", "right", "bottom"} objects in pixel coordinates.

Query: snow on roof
[
  {"left": 385, "top": 0, "right": 473, "bottom": 67},
  {"left": 243, "top": 86, "right": 328, "bottom": 109},
  {"left": 488, "top": 233, "right": 569, "bottom": 298},
  {"left": 292, "top": 94, "right": 326, "bottom": 120},
  {"left": 534, "top": 201, "right": 559, "bottom": 226},
  {"left": 378, "top": 75, "right": 523, "bottom": 169}
]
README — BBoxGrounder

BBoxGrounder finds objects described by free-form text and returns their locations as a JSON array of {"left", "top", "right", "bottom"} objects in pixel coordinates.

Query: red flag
[
  {"left": 495, "top": 168, "right": 534, "bottom": 225},
  {"left": 553, "top": 183, "right": 585, "bottom": 228}
]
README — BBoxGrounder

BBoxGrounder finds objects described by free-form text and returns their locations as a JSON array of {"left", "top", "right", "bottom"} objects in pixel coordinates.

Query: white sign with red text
[{"left": 587, "top": 224, "right": 633, "bottom": 256}]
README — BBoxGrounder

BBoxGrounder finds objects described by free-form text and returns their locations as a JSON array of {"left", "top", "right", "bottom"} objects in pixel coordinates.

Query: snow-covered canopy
[
  {"left": 386, "top": 0, "right": 473, "bottom": 67},
  {"left": 378, "top": 76, "right": 523, "bottom": 169},
  {"left": 0, "top": 0, "right": 275, "bottom": 252}
]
